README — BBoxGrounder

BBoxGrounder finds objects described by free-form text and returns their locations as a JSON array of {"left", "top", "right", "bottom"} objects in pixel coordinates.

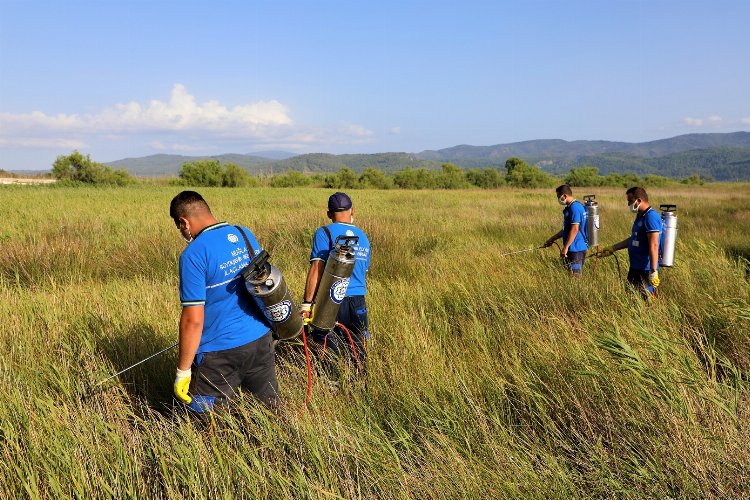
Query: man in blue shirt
[
  {"left": 169, "top": 191, "right": 279, "bottom": 412},
  {"left": 544, "top": 184, "right": 589, "bottom": 275},
  {"left": 300, "top": 192, "right": 371, "bottom": 375},
  {"left": 599, "top": 186, "right": 663, "bottom": 298}
]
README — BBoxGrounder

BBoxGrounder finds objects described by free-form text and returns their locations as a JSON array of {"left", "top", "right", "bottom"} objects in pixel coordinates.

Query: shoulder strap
[
  {"left": 322, "top": 225, "right": 333, "bottom": 249},
  {"left": 234, "top": 225, "right": 256, "bottom": 255}
]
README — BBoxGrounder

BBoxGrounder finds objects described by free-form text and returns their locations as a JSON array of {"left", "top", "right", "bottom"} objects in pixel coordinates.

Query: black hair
[
  {"left": 169, "top": 191, "right": 210, "bottom": 220},
  {"left": 556, "top": 184, "right": 573, "bottom": 197},
  {"left": 625, "top": 186, "right": 649, "bottom": 202}
]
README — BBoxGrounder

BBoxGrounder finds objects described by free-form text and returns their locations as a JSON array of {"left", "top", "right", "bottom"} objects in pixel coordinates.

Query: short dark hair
[
  {"left": 169, "top": 191, "right": 210, "bottom": 220},
  {"left": 556, "top": 184, "right": 573, "bottom": 197},
  {"left": 625, "top": 186, "right": 649, "bottom": 202}
]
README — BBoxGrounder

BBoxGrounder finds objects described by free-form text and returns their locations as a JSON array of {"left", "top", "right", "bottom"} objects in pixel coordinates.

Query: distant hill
[{"left": 104, "top": 132, "right": 750, "bottom": 180}]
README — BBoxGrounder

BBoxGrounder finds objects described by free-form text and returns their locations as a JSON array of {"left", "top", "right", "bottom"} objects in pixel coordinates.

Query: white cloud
[
  {"left": 683, "top": 117, "right": 703, "bottom": 126},
  {"left": 742, "top": 117, "right": 750, "bottom": 125},
  {"left": 390, "top": 126, "right": 401, "bottom": 134},
  {"left": 707, "top": 115, "right": 723, "bottom": 124},
  {"left": 0, "top": 84, "right": 376, "bottom": 154}
]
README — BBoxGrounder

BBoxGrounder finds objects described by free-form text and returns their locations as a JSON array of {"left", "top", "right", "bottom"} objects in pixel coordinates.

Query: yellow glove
[
  {"left": 300, "top": 302, "right": 313, "bottom": 325},
  {"left": 174, "top": 367, "right": 192, "bottom": 404},
  {"left": 598, "top": 245, "right": 615, "bottom": 257},
  {"left": 649, "top": 270, "right": 660, "bottom": 289}
]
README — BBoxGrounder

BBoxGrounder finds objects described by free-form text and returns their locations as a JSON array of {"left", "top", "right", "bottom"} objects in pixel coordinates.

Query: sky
[{"left": 1, "top": 0, "right": 748, "bottom": 170}]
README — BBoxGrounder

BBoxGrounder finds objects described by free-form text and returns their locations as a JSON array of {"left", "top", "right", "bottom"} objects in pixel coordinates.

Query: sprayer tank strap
[
  {"left": 322, "top": 225, "right": 334, "bottom": 249},
  {"left": 234, "top": 225, "right": 256, "bottom": 256}
]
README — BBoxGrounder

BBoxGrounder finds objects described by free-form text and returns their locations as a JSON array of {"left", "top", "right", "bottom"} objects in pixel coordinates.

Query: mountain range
[{"left": 106, "top": 132, "right": 750, "bottom": 181}]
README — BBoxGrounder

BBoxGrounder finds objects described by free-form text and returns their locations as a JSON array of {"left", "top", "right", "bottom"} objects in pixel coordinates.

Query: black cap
[{"left": 328, "top": 192, "right": 352, "bottom": 212}]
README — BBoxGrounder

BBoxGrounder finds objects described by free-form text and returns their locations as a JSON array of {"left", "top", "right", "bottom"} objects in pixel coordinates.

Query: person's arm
[
  {"left": 303, "top": 260, "right": 325, "bottom": 303},
  {"left": 647, "top": 231, "right": 660, "bottom": 272},
  {"left": 544, "top": 230, "right": 563, "bottom": 247},
  {"left": 611, "top": 238, "right": 630, "bottom": 251},
  {"left": 178, "top": 305, "right": 204, "bottom": 370},
  {"left": 562, "top": 225, "right": 579, "bottom": 255}
]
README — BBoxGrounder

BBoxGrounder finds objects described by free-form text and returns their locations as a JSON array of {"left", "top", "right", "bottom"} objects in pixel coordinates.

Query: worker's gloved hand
[
  {"left": 649, "top": 270, "right": 660, "bottom": 289},
  {"left": 174, "top": 367, "right": 192, "bottom": 404},
  {"left": 299, "top": 302, "right": 312, "bottom": 322},
  {"left": 598, "top": 246, "right": 615, "bottom": 257}
]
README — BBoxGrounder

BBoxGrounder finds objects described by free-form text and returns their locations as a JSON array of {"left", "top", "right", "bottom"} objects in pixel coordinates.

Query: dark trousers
[
  {"left": 564, "top": 250, "right": 587, "bottom": 275},
  {"left": 627, "top": 268, "right": 655, "bottom": 298},
  {"left": 312, "top": 295, "right": 368, "bottom": 376},
  {"left": 188, "top": 331, "right": 279, "bottom": 412}
]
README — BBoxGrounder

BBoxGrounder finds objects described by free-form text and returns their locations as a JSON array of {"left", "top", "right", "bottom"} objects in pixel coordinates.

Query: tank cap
[
  {"left": 660, "top": 204, "right": 677, "bottom": 212},
  {"left": 584, "top": 195, "right": 597, "bottom": 204},
  {"left": 265, "top": 278, "right": 274, "bottom": 287}
]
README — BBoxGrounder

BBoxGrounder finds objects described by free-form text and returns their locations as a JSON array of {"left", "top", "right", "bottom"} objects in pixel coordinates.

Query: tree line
[{"left": 48, "top": 151, "right": 708, "bottom": 188}]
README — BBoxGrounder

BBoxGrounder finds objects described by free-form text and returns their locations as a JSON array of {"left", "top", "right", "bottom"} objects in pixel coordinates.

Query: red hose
[
  {"left": 301, "top": 326, "right": 313, "bottom": 410},
  {"left": 336, "top": 322, "right": 361, "bottom": 371}
]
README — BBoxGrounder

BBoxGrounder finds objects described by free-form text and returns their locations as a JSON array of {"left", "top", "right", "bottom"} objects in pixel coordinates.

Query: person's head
[
  {"left": 169, "top": 190, "right": 214, "bottom": 242},
  {"left": 555, "top": 184, "right": 574, "bottom": 205},
  {"left": 625, "top": 186, "right": 650, "bottom": 213},
  {"left": 327, "top": 192, "right": 354, "bottom": 223}
]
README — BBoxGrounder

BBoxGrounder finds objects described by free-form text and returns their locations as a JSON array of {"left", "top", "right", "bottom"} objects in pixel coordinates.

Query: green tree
[
  {"left": 269, "top": 170, "right": 311, "bottom": 187},
  {"left": 179, "top": 160, "right": 224, "bottom": 187},
  {"left": 505, "top": 157, "right": 555, "bottom": 188},
  {"left": 466, "top": 168, "right": 504, "bottom": 189},
  {"left": 564, "top": 166, "right": 603, "bottom": 187},
  {"left": 393, "top": 167, "right": 436, "bottom": 189},
  {"left": 222, "top": 163, "right": 255, "bottom": 187},
  {"left": 324, "top": 167, "right": 360, "bottom": 189},
  {"left": 52, "top": 150, "right": 134, "bottom": 185},
  {"left": 358, "top": 167, "right": 393, "bottom": 189},
  {"left": 435, "top": 163, "right": 469, "bottom": 189}
]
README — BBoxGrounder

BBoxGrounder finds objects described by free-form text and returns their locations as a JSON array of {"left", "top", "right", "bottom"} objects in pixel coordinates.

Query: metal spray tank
[
  {"left": 310, "top": 235, "right": 359, "bottom": 332},
  {"left": 659, "top": 204, "right": 678, "bottom": 267},
  {"left": 242, "top": 250, "right": 303, "bottom": 340},
  {"left": 584, "top": 194, "right": 600, "bottom": 248}
]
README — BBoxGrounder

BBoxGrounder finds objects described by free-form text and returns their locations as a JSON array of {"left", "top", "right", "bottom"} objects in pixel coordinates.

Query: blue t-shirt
[
  {"left": 562, "top": 200, "right": 589, "bottom": 252},
  {"left": 179, "top": 222, "right": 271, "bottom": 354},
  {"left": 628, "top": 207, "right": 663, "bottom": 271},
  {"left": 310, "top": 222, "right": 371, "bottom": 296}
]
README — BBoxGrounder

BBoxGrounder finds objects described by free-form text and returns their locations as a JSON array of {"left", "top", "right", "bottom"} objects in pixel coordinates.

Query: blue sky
[{"left": 1, "top": 0, "right": 748, "bottom": 170}]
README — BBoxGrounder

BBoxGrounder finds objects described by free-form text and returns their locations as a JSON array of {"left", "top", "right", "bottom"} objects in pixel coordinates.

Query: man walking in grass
[
  {"left": 169, "top": 190, "right": 279, "bottom": 412},
  {"left": 300, "top": 192, "right": 371, "bottom": 376},
  {"left": 544, "top": 184, "right": 589, "bottom": 275},
  {"left": 599, "top": 186, "right": 664, "bottom": 298}
]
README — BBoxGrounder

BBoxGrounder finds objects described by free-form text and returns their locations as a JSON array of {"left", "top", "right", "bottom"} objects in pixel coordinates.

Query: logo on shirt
[
  {"left": 265, "top": 300, "right": 292, "bottom": 323},
  {"left": 345, "top": 229, "right": 355, "bottom": 237},
  {"left": 330, "top": 278, "right": 349, "bottom": 304},
  {"left": 227, "top": 233, "right": 239, "bottom": 244}
]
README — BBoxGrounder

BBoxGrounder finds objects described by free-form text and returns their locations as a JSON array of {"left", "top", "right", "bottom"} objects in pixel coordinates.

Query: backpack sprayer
[
  {"left": 241, "top": 249, "right": 303, "bottom": 340},
  {"left": 584, "top": 195, "right": 600, "bottom": 249},
  {"left": 310, "top": 235, "right": 359, "bottom": 332},
  {"left": 659, "top": 204, "right": 678, "bottom": 267}
]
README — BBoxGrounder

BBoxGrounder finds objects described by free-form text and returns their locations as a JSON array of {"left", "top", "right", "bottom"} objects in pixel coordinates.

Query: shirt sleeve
[
  {"left": 644, "top": 210, "right": 662, "bottom": 232},
  {"left": 179, "top": 249, "right": 207, "bottom": 306},
  {"left": 310, "top": 227, "right": 331, "bottom": 261}
]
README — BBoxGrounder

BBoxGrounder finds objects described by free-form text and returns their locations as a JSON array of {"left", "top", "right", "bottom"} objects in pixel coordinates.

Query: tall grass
[{"left": 1, "top": 184, "right": 749, "bottom": 497}]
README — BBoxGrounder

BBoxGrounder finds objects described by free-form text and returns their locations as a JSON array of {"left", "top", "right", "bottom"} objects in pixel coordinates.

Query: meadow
[{"left": 1, "top": 183, "right": 749, "bottom": 498}]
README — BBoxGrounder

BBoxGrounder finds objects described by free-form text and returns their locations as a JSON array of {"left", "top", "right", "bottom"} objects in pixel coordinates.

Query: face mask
[
  {"left": 180, "top": 222, "right": 194, "bottom": 244},
  {"left": 558, "top": 195, "right": 567, "bottom": 206},
  {"left": 629, "top": 200, "right": 641, "bottom": 213}
]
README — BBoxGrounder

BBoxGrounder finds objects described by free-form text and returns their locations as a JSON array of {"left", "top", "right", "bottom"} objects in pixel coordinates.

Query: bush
[
  {"left": 466, "top": 168, "right": 504, "bottom": 189},
  {"left": 269, "top": 171, "right": 311, "bottom": 187},
  {"left": 681, "top": 174, "right": 706, "bottom": 185},
  {"left": 358, "top": 168, "right": 393, "bottom": 189},
  {"left": 222, "top": 163, "right": 257, "bottom": 187},
  {"left": 178, "top": 160, "right": 224, "bottom": 187},
  {"left": 324, "top": 167, "right": 360, "bottom": 189},
  {"left": 52, "top": 151, "right": 134, "bottom": 186},
  {"left": 564, "top": 166, "right": 603, "bottom": 187},
  {"left": 505, "top": 157, "right": 555, "bottom": 188},
  {"left": 393, "top": 167, "right": 437, "bottom": 189},
  {"left": 435, "top": 163, "right": 470, "bottom": 189}
]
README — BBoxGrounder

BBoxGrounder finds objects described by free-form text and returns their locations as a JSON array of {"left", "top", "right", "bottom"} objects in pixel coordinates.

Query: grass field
[{"left": 1, "top": 184, "right": 749, "bottom": 497}]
